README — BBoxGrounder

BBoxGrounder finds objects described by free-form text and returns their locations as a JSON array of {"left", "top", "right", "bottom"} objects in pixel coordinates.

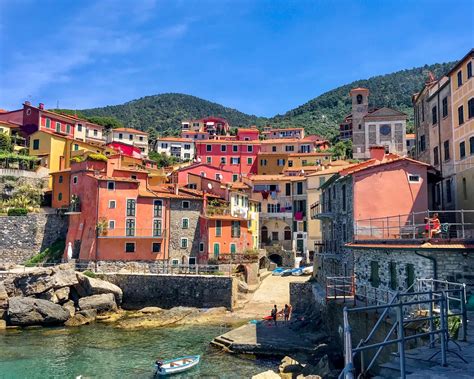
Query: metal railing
[
  {"left": 354, "top": 209, "right": 474, "bottom": 240},
  {"left": 340, "top": 279, "right": 468, "bottom": 379},
  {"left": 326, "top": 276, "right": 355, "bottom": 304}
]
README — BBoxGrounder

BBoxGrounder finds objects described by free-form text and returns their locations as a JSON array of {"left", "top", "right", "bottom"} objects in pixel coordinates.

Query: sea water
[{"left": 0, "top": 324, "right": 277, "bottom": 378}]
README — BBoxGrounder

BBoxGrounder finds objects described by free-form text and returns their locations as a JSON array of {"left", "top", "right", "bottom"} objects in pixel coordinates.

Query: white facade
[
  {"left": 156, "top": 138, "right": 195, "bottom": 161},
  {"left": 106, "top": 128, "right": 149, "bottom": 157}
]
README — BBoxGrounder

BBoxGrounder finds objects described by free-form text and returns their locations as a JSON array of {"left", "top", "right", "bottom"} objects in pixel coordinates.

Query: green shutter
[
  {"left": 370, "top": 261, "right": 380, "bottom": 288},
  {"left": 213, "top": 243, "right": 220, "bottom": 259},
  {"left": 406, "top": 264, "right": 415, "bottom": 292},
  {"left": 46, "top": 118, "right": 50, "bottom": 128},
  {"left": 389, "top": 261, "right": 397, "bottom": 290}
]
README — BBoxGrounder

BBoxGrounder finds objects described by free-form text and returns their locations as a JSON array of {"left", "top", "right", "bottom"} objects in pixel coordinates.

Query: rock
[
  {"left": 0, "top": 281, "right": 8, "bottom": 311},
  {"left": 13, "top": 270, "right": 54, "bottom": 296},
  {"left": 37, "top": 289, "right": 59, "bottom": 304},
  {"left": 55, "top": 287, "right": 70, "bottom": 303},
  {"left": 116, "top": 306, "right": 195, "bottom": 329},
  {"left": 0, "top": 319, "right": 6, "bottom": 330},
  {"left": 138, "top": 306, "right": 162, "bottom": 314},
  {"left": 252, "top": 370, "right": 280, "bottom": 379},
  {"left": 238, "top": 280, "right": 249, "bottom": 293},
  {"left": 7, "top": 297, "right": 70, "bottom": 326},
  {"left": 279, "top": 356, "right": 304, "bottom": 378},
  {"left": 79, "top": 293, "right": 117, "bottom": 314},
  {"left": 65, "top": 309, "right": 97, "bottom": 327},
  {"left": 302, "top": 355, "right": 330, "bottom": 378},
  {"left": 63, "top": 300, "right": 76, "bottom": 318},
  {"left": 96, "top": 310, "right": 125, "bottom": 323},
  {"left": 77, "top": 273, "right": 123, "bottom": 304},
  {"left": 51, "top": 269, "right": 78, "bottom": 289},
  {"left": 297, "top": 376, "right": 322, "bottom": 379}
]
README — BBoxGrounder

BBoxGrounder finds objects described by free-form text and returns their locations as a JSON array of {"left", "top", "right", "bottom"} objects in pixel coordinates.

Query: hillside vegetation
[{"left": 64, "top": 62, "right": 455, "bottom": 139}]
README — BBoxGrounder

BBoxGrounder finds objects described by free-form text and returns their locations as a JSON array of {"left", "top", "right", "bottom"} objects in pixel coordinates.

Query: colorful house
[
  {"left": 155, "top": 137, "right": 195, "bottom": 161},
  {"left": 170, "top": 162, "right": 235, "bottom": 185},
  {"left": 106, "top": 127, "right": 149, "bottom": 157}
]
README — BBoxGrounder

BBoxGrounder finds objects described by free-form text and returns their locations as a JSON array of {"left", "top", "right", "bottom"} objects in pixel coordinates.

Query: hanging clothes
[{"left": 294, "top": 212, "right": 303, "bottom": 221}]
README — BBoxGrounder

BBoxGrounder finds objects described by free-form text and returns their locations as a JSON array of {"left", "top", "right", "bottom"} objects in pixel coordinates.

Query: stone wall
[
  {"left": 168, "top": 198, "right": 202, "bottom": 263},
  {"left": 353, "top": 247, "right": 474, "bottom": 295},
  {"left": 290, "top": 281, "right": 316, "bottom": 315},
  {"left": 0, "top": 213, "right": 68, "bottom": 265},
  {"left": 104, "top": 273, "right": 237, "bottom": 310}
]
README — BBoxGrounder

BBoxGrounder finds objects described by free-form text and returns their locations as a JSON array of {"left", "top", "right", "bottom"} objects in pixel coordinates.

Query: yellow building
[
  {"left": 258, "top": 151, "right": 333, "bottom": 175},
  {"left": 29, "top": 130, "right": 106, "bottom": 187},
  {"left": 0, "top": 121, "right": 27, "bottom": 152},
  {"left": 448, "top": 49, "right": 474, "bottom": 221}
]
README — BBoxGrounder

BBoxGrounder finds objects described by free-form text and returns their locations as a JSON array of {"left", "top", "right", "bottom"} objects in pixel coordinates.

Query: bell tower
[{"left": 350, "top": 87, "right": 370, "bottom": 159}]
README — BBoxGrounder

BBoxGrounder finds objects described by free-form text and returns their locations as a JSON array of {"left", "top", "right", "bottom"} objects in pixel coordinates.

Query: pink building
[{"left": 170, "top": 162, "right": 235, "bottom": 185}]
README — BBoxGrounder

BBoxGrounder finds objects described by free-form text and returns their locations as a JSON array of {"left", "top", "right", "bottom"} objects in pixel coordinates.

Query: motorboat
[{"left": 155, "top": 355, "right": 200, "bottom": 376}]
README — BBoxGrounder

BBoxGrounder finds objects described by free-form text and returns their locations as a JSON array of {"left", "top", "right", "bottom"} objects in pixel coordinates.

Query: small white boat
[
  {"left": 155, "top": 355, "right": 200, "bottom": 376},
  {"left": 291, "top": 268, "right": 304, "bottom": 276},
  {"left": 302, "top": 266, "right": 313, "bottom": 275}
]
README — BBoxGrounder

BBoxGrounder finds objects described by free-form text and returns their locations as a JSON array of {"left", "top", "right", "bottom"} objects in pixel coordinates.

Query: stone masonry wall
[
  {"left": 0, "top": 213, "right": 68, "bottom": 265},
  {"left": 168, "top": 199, "right": 202, "bottom": 263},
  {"left": 353, "top": 247, "right": 474, "bottom": 296},
  {"left": 105, "top": 273, "right": 237, "bottom": 310}
]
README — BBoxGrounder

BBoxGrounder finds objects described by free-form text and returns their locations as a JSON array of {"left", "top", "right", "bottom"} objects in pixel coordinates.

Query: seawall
[{"left": 104, "top": 273, "right": 238, "bottom": 310}]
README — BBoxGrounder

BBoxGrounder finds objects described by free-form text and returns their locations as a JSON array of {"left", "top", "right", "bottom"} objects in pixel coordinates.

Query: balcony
[
  {"left": 97, "top": 228, "right": 167, "bottom": 239},
  {"left": 310, "top": 202, "right": 334, "bottom": 219},
  {"left": 354, "top": 210, "right": 474, "bottom": 241},
  {"left": 259, "top": 211, "right": 293, "bottom": 220}
]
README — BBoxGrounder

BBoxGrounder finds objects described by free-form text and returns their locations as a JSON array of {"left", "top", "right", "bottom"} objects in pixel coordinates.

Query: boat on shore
[{"left": 154, "top": 355, "right": 200, "bottom": 376}]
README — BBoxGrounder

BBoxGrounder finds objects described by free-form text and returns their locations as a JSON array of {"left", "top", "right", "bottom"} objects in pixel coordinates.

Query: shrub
[
  {"left": 87, "top": 153, "right": 108, "bottom": 162},
  {"left": 83, "top": 270, "right": 98, "bottom": 278},
  {"left": 70, "top": 156, "right": 84, "bottom": 163},
  {"left": 24, "top": 239, "right": 66, "bottom": 266},
  {"left": 7, "top": 207, "right": 28, "bottom": 216}
]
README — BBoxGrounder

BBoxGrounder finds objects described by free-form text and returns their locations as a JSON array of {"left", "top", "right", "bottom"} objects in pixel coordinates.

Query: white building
[
  {"left": 74, "top": 120, "right": 106, "bottom": 144},
  {"left": 106, "top": 127, "right": 149, "bottom": 157},
  {"left": 155, "top": 137, "right": 195, "bottom": 161}
]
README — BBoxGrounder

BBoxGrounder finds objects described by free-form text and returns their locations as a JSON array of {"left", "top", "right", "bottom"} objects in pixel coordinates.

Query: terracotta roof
[
  {"left": 158, "top": 137, "right": 193, "bottom": 142},
  {"left": 230, "top": 182, "right": 250, "bottom": 190},
  {"left": 237, "top": 128, "right": 259, "bottom": 133},
  {"left": 248, "top": 174, "right": 306, "bottom": 182},
  {"left": 306, "top": 163, "right": 357, "bottom": 177},
  {"left": 284, "top": 166, "right": 320, "bottom": 172},
  {"left": 446, "top": 49, "right": 474, "bottom": 77},
  {"left": 345, "top": 242, "right": 474, "bottom": 250},
  {"left": 195, "top": 140, "right": 259, "bottom": 145},
  {"left": 203, "top": 214, "right": 247, "bottom": 221},
  {"left": 406, "top": 133, "right": 416, "bottom": 139},
  {"left": 263, "top": 127, "right": 304, "bottom": 132},
  {"left": 339, "top": 155, "right": 430, "bottom": 176},
  {"left": 112, "top": 127, "right": 148, "bottom": 135},
  {"left": 92, "top": 175, "right": 139, "bottom": 183},
  {"left": 176, "top": 162, "right": 234, "bottom": 173},
  {"left": 288, "top": 152, "right": 332, "bottom": 157},
  {"left": 0, "top": 120, "right": 20, "bottom": 128},
  {"left": 363, "top": 107, "right": 406, "bottom": 119}
]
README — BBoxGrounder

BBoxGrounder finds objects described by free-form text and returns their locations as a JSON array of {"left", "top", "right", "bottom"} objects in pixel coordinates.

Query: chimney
[
  {"left": 24, "top": 101, "right": 31, "bottom": 106},
  {"left": 369, "top": 146, "right": 386, "bottom": 161},
  {"left": 174, "top": 183, "right": 179, "bottom": 195},
  {"left": 39, "top": 103, "right": 44, "bottom": 110}
]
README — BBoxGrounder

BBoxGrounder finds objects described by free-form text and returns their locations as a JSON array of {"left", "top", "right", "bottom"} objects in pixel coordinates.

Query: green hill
[{"left": 66, "top": 62, "right": 455, "bottom": 139}]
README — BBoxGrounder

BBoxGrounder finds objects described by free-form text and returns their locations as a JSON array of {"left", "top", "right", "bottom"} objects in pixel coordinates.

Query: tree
[
  {"left": 0, "top": 133, "right": 12, "bottom": 152},
  {"left": 86, "top": 116, "right": 123, "bottom": 130},
  {"left": 331, "top": 140, "right": 352, "bottom": 159},
  {"left": 148, "top": 151, "right": 179, "bottom": 168}
]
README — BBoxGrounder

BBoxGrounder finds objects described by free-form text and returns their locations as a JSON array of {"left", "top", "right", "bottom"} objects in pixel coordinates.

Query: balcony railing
[
  {"left": 259, "top": 211, "right": 293, "bottom": 220},
  {"left": 354, "top": 210, "right": 474, "bottom": 241},
  {"left": 310, "top": 202, "right": 334, "bottom": 219},
  {"left": 97, "top": 228, "right": 167, "bottom": 238}
]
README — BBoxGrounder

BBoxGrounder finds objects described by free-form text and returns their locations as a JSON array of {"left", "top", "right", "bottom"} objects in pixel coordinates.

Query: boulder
[
  {"left": 7, "top": 297, "right": 70, "bottom": 326},
  {"left": 37, "top": 289, "right": 59, "bottom": 304},
  {"left": 65, "top": 309, "right": 97, "bottom": 327},
  {"left": 279, "top": 356, "right": 304, "bottom": 378},
  {"left": 55, "top": 287, "right": 70, "bottom": 303},
  {"left": 302, "top": 355, "right": 330, "bottom": 378},
  {"left": 13, "top": 271, "right": 54, "bottom": 296},
  {"left": 0, "top": 281, "right": 8, "bottom": 311},
  {"left": 138, "top": 307, "right": 162, "bottom": 314},
  {"left": 0, "top": 319, "right": 6, "bottom": 330},
  {"left": 77, "top": 274, "right": 123, "bottom": 304},
  {"left": 79, "top": 293, "right": 117, "bottom": 314},
  {"left": 51, "top": 269, "right": 78, "bottom": 289},
  {"left": 252, "top": 370, "right": 280, "bottom": 379},
  {"left": 63, "top": 300, "right": 76, "bottom": 318}
]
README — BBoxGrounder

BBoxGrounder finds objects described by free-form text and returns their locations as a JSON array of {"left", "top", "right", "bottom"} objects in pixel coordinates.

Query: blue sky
[{"left": 0, "top": 0, "right": 472, "bottom": 116}]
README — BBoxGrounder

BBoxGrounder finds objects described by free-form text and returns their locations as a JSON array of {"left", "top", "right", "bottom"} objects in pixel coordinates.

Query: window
[
  {"left": 161, "top": 143, "right": 168, "bottom": 149},
  {"left": 408, "top": 174, "right": 420, "bottom": 183},
  {"left": 66, "top": 124, "right": 71, "bottom": 134},
  {"left": 125, "top": 242, "right": 135, "bottom": 253},
  {"left": 215, "top": 220, "right": 222, "bottom": 237},
  {"left": 260, "top": 159, "right": 267, "bottom": 166},
  {"left": 272, "top": 146, "right": 276, "bottom": 152},
  {"left": 421, "top": 101, "right": 425, "bottom": 121},
  {"left": 93, "top": 129, "right": 98, "bottom": 136},
  {"left": 406, "top": 264, "right": 415, "bottom": 292},
  {"left": 231, "top": 221, "right": 241, "bottom": 238},
  {"left": 468, "top": 62, "right": 473, "bottom": 79},
  {"left": 444, "top": 140, "right": 450, "bottom": 161},
  {"left": 153, "top": 219, "right": 162, "bottom": 237},
  {"left": 118, "top": 133, "right": 123, "bottom": 139},
  {"left": 73, "top": 144, "right": 79, "bottom": 151},
  {"left": 129, "top": 134, "right": 133, "bottom": 140},
  {"left": 462, "top": 177, "right": 467, "bottom": 200},
  {"left": 433, "top": 146, "right": 439, "bottom": 166},
  {"left": 468, "top": 98, "right": 474, "bottom": 119},
  {"left": 432, "top": 106, "right": 437, "bottom": 125},
  {"left": 285, "top": 145, "right": 295, "bottom": 152},
  {"left": 470, "top": 136, "right": 474, "bottom": 155},
  {"left": 171, "top": 259, "right": 179, "bottom": 266},
  {"left": 460, "top": 141, "right": 466, "bottom": 159},
  {"left": 285, "top": 183, "right": 291, "bottom": 196},
  {"left": 389, "top": 261, "right": 397, "bottom": 290},
  {"left": 277, "top": 159, "right": 285, "bottom": 166},
  {"left": 72, "top": 176, "right": 78, "bottom": 184},
  {"left": 284, "top": 226, "right": 291, "bottom": 240},
  {"left": 442, "top": 97, "right": 448, "bottom": 118},
  {"left": 131, "top": 175, "right": 137, "bottom": 180},
  {"left": 457, "top": 70, "right": 463, "bottom": 87},
  {"left": 109, "top": 200, "right": 116, "bottom": 209},
  {"left": 45, "top": 118, "right": 51, "bottom": 128},
  {"left": 221, "top": 145, "right": 227, "bottom": 152},
  {"left": 58, "top": 193, "right": 62, "bottom": 201},
  {"left": 126, "top": 219, "right": 135, "bottom": 236},
  {"left": 180, "top": 238, "right": 188, "bottom": 249},
  {"left": 370, "top": 261, "right": 380, "bottom": 288},
  {"left": 58, "top": 175, "right": 63, "bottom": 184},
  {"left": 206, "top": 157, "right": 212, "bottom": 164},
  {"left": 419, "top": 135, "right": 426, "bottom": 152},
  {"left": 232, "top": 174, "right": 238, "bottom": 182},
  {"left": 206, "top": 144, "right": 212, "bottom": 152},
  {"left": 182, "top": 201, "right": 190, "bottom": 209},
  {"left": 247, "top": 157, "right": 253, "bottom": 165},
  {"left": 297, "top": 182, "right": 303, "bottom": 195},
  {"left": 233, "top": 145, "right": 238, "bottom": 152},
  {"left": 231, "top": 157, "right": 240, "bottom": 165},
  {"left": 342, "top": 184, "right": 346, "bottom": 211},
  {"left": 184, "top": 144, "right": 191, "bottom": 150},
  {"left": 458, "top": 105, "right": 464, "bottom": 125},
  {"left": 154, "top": 200, "right": 162, "bottom": 217},
  {"left": 107, "top": 181, "right": 115, "bottom": 191},
  {"left": 139, "top": 136, "right": 144, "bottom": 141},
  {"left": 182, "top": 218, "right": 189, "bottom": 229},
  {"left": 32, "top": 139, "right": 40, "bottom": 150},
  {"left": 446, "top": 179, "right": 452, "bottom": 203},
  {"left": 220, "top": 157, "right": 226, "bottom": 164},
  {"left": 319, "top": 177, "right": 326, "bottom": 187},
  {"left": 126, "top": 199, "right": 136, "bottom": 217},
  {"left": 55, "top": 122, "right": 61, "bottom": 132},
  {"left": 152, "top": 242, "right": 161, "bottom": 253},
  {"left": 213, "top": 243, "right": 220, "bottom": 259},
  {"left": 189, "top": 257, "right": 196, "bottom": 265},
  {"left": 200, "top": 171, "right": 206, "bottom": 177},
  {"left": 247, "top": 145, "right": 253, "bottom": 152},
  {"left": 199, "top": 242, "right": 204, "bottom": 252},
  {"left": 108, "top": 220, "right": 115, "bottom": 230}
]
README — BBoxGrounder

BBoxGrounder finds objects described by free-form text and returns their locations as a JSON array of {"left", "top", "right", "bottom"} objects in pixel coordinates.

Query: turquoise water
[{"left": 0, "top": 324, "right": 278, "bottom": 379}]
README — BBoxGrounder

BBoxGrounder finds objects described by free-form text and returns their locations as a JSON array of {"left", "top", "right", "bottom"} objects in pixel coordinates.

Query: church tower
[{"left": 350, "top": 87, "right": 369, "bottom": 159}]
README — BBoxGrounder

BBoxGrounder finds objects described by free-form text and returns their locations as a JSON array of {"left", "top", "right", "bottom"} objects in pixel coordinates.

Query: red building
[
  {"left": 170, "top": 162, "right": 235, "bottom": 185},
  {"left": 21, "top": 102, "right": 76, "bottom": 138}
]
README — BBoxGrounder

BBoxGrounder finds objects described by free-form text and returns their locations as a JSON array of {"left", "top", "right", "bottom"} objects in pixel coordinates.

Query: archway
[
  {"left": 268, "top": 253, "right": 283, "bottom": 266},
  {"left": 259, "top": 256, "right": 268, "bottom": 269},
  {"left": 235, "top": 264, "right": 248, "bottom": 282}
]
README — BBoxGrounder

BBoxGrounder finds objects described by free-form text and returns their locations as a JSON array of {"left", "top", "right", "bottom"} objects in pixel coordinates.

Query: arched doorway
[
  {"left": 235, "top": 264, "right": 247, "bottom": 282},
  {"left": 259, "top": 256, "right": 268, "bottom": 269},
  {"left": 268, "top": 253, "right": 282, "bottom": 266},
  {"left": 261, "top": 226, "right": 268, "bottom": 244},
  {"left": 284, "top": 226, "right": 291, "bottom": 240}
]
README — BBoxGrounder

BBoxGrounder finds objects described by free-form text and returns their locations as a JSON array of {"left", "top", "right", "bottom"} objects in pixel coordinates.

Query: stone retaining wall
[
  {"left": 104, "top": 273, "right": 237, "bottom": 310},
  {"left": 290, "top": 281, "right": 316, "bottom": 315},
  {"left": 0, "top": 213, "right": 68, "bottom": 265}
]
